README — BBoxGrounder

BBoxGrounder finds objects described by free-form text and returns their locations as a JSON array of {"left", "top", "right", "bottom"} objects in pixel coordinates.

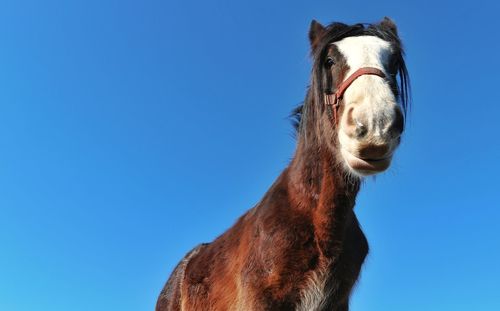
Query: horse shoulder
[{"left": 156, "top": 243, "right": 208, "bottom": 311}]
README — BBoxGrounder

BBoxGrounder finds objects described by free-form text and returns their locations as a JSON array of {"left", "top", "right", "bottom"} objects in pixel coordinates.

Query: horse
[{"left": 156, "top": 17, "right": 410, "bottom": 311}]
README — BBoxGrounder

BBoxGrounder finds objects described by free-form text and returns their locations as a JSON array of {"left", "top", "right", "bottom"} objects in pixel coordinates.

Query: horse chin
[{"left": 340, "top": 148, "right": 392, "bottom": 177}]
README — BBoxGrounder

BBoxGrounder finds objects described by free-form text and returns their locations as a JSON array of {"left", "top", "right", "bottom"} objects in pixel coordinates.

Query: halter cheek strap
[{"left": 325, "top": 67, "right": 386, "bottom": 125}]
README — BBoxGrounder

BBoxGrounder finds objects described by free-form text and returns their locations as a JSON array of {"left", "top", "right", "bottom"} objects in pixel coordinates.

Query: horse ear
[
  {"left": 380, "top": 17, "right": 398, "bottom": 36},
  {"left": 309, "top": 20, "right": 326, "bottom": 50}
]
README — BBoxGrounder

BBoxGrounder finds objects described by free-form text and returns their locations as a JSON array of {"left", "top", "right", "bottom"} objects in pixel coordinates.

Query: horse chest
[
  {"left": 295, "top": 266, "right": 331, "bottom": 311},
  {"left": 296, "top": 222, "right": 369, "bottom": 311}
]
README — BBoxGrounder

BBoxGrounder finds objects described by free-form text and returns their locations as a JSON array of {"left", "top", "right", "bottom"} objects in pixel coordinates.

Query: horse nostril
[
  {"left": 390, "top": 108, "right": 404, "bottom": 137},
  {"left": 355, "top": 120, "right": 368, "bottom": 138},
  {"left": 345, "top": 107, "right": 368, "bottom": 139}
]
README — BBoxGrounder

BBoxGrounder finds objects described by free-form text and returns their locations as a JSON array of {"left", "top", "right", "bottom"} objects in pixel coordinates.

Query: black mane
[{"left": 291, "top": 20, "right": 411, "bottom": 135}]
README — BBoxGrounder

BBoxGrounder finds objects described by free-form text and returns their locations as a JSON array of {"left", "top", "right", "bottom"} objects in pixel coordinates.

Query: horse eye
[{"left": 325, "top": 57, "right": 335, "bottom": 68}]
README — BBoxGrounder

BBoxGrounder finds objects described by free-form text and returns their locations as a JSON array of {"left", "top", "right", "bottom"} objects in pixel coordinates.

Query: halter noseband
[{"left": 325, "top": 67, "right": 386, "bottom": 125}]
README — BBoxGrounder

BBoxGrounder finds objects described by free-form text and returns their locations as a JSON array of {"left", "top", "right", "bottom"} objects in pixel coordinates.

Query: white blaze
[
  {"left": 334, "top": 36, "right": 401, "bottom": 177},
  {"left": 334, "top": 35, "right": 392, "bottom": 78},
  {"left": 334, "top": 35, "right": 397, "bottom": 136}
]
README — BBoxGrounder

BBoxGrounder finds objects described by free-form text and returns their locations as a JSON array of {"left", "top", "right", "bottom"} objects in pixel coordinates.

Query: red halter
[{"left": 325, "top": 67, "right": 386, "bottom": 125}]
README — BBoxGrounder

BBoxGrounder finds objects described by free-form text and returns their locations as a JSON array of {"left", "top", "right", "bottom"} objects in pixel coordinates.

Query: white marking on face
[
  {"left": 335, "top": 36, "right": 392, "bottom": 77},
  {"left": 333, "top": 36, "right": 401, "bottom": 177},
  {"left": 334, "top": 36, "right": 395, "bottom": 117}
]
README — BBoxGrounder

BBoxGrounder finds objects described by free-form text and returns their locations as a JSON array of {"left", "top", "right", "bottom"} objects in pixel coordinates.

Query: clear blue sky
[{"left": 1, "top": 0, "right": 499, "bottom": 310}]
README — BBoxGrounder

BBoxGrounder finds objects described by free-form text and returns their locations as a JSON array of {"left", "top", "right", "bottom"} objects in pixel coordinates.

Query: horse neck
[{"left": 286, "top": 134, "right": 360, "bottom": 257}]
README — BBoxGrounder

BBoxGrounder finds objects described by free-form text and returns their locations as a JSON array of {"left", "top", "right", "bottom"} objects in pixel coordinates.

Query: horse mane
[{"left": 291, "top": 21, "right": 411, "bottom": 137}]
